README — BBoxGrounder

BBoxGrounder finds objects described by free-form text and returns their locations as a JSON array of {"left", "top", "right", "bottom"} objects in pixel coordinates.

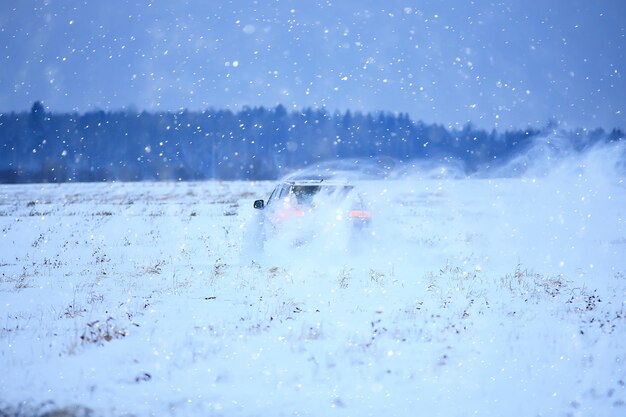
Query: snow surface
[{"left": 1, "top": 145, "right": 625, "bottom": 416}]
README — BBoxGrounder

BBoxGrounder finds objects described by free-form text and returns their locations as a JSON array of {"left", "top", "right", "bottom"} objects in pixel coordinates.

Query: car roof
[{"left": 283, "top": 179, "right": 352, "bottom": 188}]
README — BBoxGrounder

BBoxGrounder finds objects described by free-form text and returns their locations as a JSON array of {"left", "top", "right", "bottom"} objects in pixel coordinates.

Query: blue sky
[{"left": 1, "top": 0, "right": 624, "bottom": 130}]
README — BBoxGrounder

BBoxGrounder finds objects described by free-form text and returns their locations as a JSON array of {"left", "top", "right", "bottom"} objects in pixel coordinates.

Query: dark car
[{"left": 252, "top": 179, "right": 371, "bottom": 247}]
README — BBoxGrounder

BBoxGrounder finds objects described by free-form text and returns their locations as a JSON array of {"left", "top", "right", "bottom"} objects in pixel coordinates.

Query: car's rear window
[{"left": 291, "top": 185, "right": 353, "bottom": 204}]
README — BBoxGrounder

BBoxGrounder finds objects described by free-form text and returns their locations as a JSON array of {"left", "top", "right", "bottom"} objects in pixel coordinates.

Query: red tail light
[
  {"left": 276, "top": 206, "right": 306, "bottom": 221},
  {"left": 349, "top": 210, "right": 372, "bottom": 220}
]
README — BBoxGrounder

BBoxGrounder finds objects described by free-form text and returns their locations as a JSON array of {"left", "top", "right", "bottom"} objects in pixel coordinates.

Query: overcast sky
[{"left": 1, "top": 0, "right": 624, "bottom": 130}]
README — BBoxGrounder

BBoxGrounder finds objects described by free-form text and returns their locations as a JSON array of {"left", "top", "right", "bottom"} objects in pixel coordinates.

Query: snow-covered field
[{"left": 1, "top": 147, "right": 625, "bottom": 416}]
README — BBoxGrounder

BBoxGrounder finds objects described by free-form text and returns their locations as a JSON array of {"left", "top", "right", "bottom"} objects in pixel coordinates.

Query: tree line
[{"left": 0, "top": 101, "right": 622, "bottom": 183}]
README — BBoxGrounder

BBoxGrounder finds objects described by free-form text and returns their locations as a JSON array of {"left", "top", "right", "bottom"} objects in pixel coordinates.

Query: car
[{"left": 251, "top": 179, "right": 371, "bottom": 248}]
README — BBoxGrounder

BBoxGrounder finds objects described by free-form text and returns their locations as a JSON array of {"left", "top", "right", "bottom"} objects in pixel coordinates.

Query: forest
[{"left": 0, "top": 101, "right": 623, "bottom": 183}]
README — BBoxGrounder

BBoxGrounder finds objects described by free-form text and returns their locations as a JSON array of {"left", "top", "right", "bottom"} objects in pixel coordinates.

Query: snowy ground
[{"left": 1, "top": 152, "right": 625, "bottom": 416}]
